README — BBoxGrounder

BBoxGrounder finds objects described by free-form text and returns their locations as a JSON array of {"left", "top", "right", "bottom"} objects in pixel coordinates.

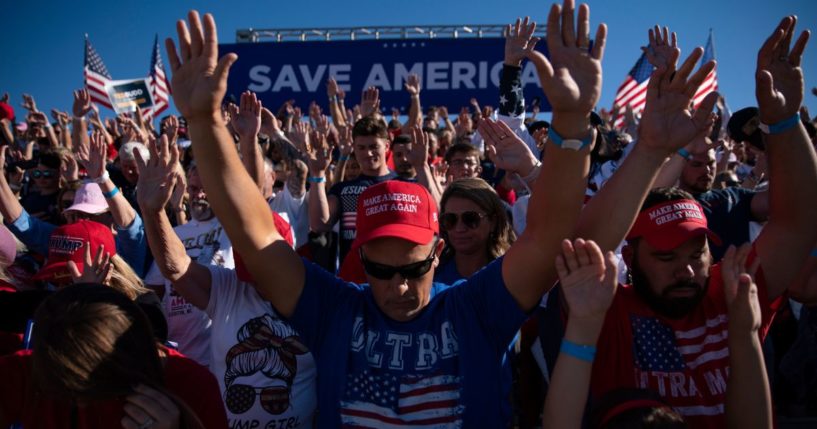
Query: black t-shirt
[
  {"left": 328, "top": 172, "right": 397, "bottom": 263},
  {"left": 696, "top": 187, "right": 758, "bottom": 262}
]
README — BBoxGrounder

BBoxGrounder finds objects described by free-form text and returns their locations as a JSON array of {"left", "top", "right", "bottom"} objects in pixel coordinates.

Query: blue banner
[{"left": 219, "top": 38, "right": 550, "bottom": 116}]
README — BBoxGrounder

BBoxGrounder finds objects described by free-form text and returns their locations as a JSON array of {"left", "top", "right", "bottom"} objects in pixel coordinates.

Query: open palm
[{"left": 136, "top": 135, "right": 180, "bottom": 213}]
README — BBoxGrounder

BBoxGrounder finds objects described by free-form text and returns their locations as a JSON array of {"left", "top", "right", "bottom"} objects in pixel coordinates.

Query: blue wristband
[
  {"left": 339, "top": 155, "right": 350, "bottom": 161},
  {"left": 677, "top": 148, "right": 691, "bottom": 160},
  {"left": 810, "top": 248, "right": 817, "bottom": 258},
  {"left": 307, "top": 176, "right": 326, "bottom": 183},
  {"left": 102, "top": 187, "right": 120, "bottom": 199},
  {"left": 548, "top": 127, "right": 593, "bottom": 151},
  {"left": 560, "top": 338, "right": 596, "bottom": 362},
  {"left": 759, "top": 112, "right": 801, "bottom": 135}
]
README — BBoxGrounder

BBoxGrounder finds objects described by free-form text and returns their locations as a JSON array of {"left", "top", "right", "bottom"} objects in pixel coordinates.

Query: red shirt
[
  {"left": 0, "top": 348, "right": 228, "bottom": 428},
  {"left": 590, "top": 259, "right": 781, "bottom": 429}
]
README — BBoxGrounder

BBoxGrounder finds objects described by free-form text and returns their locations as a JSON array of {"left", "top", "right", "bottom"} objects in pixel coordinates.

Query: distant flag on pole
[
  {"left": 612, "top": 52, "right": 654, "bottom": 129},
  {"left": 145, "top": 34, "right": 171, "bottom": 119},
  {"left": 84, "top": 35, "right": 113, "bottom": 109},
  {"left": 692, "top": 29, "right": 719, "bottom": 108}
]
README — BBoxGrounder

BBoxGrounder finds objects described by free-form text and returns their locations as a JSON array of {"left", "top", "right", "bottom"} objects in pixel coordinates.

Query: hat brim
[
  {"left": 353, "top": 223, "right": 436, "bottom": 250},
  {"left": 63, "top": 203, "right": 109, "bottom": 215},
  {"left": 32, "top": 261, "right": 80, "bottom": 283},
  {"left": 642, "top": 222, "right": 722, "bottom": 252}
]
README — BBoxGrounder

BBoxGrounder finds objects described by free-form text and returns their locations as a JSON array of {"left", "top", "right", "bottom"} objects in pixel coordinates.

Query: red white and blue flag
[
  {"left": 83, "top": 35, "right": 113, "bottom": 109},
  {"left": 340, "top": 369, "right": 463, "bottom": 427},
  {"left": 612, "top": 53, "right": 654, "bottom": 129},
  {"left": 145, "top": 34, "right": 171, "bottom": 119},
  {"left": 692, "top": 30, "right": 719, "bottom": 108}
]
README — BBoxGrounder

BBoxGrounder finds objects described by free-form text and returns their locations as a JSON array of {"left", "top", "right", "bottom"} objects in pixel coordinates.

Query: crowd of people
[{"left": 1, "top": 1, "right": 816, "bottom": 427}]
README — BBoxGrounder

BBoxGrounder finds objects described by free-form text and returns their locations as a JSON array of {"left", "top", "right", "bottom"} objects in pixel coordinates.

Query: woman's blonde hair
[{"left": 108, "top": 254, "right": 151, "bottom": 300}]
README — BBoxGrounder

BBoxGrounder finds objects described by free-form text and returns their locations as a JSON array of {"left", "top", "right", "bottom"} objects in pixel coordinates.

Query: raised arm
[
  {"left": 304, "top": 121, "right": 340, "bottom": 233},
  {"left": 752, "top": 16, "right": 817, "bottom": 299},
  {"left": 136, "top": 135, "right": 211, "bottom": 309},
  {"left": 407, "top": 125, "right": 443, "bottom": 206},
  {"left": 543, "top": 239, "right": 618, "bottom": 429},
  {"left": 575, "top": 26, "right": 719, "bottom": 253},
  {"left": 165, "top": 11, "right": 304, "bottom": 317},
  {"left": 231, "top": 91, "right": 265, "bottom": 191},
  {"left": 404, "top": 73, "right": 422, "bottom": 128},
  {"left": 0, "top": 146, "right": 23, "bottom": 222},
  {"left": 501, "top": 0, "right": 604, "bottom": 311},
  {"left": 71, "top": 89, "right": 93, "bottom": 155},
  {"left": 326, "top": 77, "right": 347, "bottom": 128},
  {"left": 78, "top": 131, "right": 137, "bottom": 229},
  {"left": 721, "top": 244, "right": 772, "bottom": 429}
]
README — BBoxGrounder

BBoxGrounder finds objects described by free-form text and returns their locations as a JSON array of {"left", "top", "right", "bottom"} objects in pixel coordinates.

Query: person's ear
[{"left": 433, "top": 238, "right": 445, "bottom": 267}]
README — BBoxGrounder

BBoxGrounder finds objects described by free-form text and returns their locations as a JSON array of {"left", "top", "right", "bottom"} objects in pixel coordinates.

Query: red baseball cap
[
  {"left": 235, "top": 211, "right": 294, "bottom": 283},
  {"left": 626, "top": 199, "right": 721, "bottom": 251},
  {"left": 352, "top": 180, "right": 438, "bottom": 249},
  {"left": 34, "top": 220, "right": 116, "bottom": 282},
  {"left": 0, "top": 101, "right": 14, "bottom": 122}
]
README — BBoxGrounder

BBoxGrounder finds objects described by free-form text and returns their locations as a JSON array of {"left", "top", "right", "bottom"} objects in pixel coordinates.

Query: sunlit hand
[{"left": 756, "top": 16, "right": 810, "bottom": 124}]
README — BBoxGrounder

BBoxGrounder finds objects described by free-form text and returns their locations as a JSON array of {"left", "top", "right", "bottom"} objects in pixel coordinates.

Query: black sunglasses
[
  {"left": 31, "top": 170, "right": 56, "bottom": 179},
  {"left": 359, "top": 239, "right": 438, "bottom": 280},
  {"left": 440, "top": 211, "right": 489, "bottom": 230}
]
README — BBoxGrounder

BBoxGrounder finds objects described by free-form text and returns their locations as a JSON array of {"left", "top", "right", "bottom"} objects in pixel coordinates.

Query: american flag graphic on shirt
[
  {"left": 630, "top": 314, "right": 730, "bottom": 418},
  {"left": 340, "top": 369, "right": 464, "bottom": 428}
]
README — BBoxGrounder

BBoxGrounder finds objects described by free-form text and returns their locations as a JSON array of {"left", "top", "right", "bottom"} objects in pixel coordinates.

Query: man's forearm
[
  {"left": 240, "top": 137, "right": 264, "bottom": 191},
  {"left": 415, "top": 164, "right": 442, "bottom": 208},
  {"left": 576, "top": 144, "right": 668, "bottom": 252},
  {"left": 408, "top": 95, "right": 421, "bottom": 128},
  {"left": 725, "top": 332, "right": 772, "bottom": 429},
  {"left": 99, "top": 177, "right": 136, "bottom": 228},
  {"left": 142, "top": 208, "right": 192, "bottom": 282},
  {"left": 0, "top": 174, "right": 23, "bottom": 223},
  {"left": 72, "top": 118, "right": 88, "bottom": 153},
  {"left": 307, "top": 179, "right": 332, "bottom": 232}
]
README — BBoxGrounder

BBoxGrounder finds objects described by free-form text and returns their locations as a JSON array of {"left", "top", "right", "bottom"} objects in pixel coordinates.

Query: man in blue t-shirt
[{"left": 164, "top": 3, "right": 605, "bottom": 426}]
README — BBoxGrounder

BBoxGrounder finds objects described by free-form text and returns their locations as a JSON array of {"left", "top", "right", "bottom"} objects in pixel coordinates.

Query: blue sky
[{"left": 2, "top": 0, "right": 815, "bottom": 120}]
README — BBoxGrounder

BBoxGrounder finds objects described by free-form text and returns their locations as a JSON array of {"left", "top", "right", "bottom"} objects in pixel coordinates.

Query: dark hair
[
  {"left": 444, "top": 143, "right": 481, "bottom": 163},
  {"left": 641, "top": 187, "right": 695, "bottom": 213},
  {"left": 37, "top": 151, "right": 61, "bottom": 170},
  {"left": 439, "top": 178, "right": 515, "bottom": 261},
  {"left": 527, "top": 120, "right": 550, "bottom": 134},
  {"left": 388, "top": 119, "right": 402, "bottom": 130},
  {"left": 32, "top": 284, "right": 164, "bottom": 399},
  {"left": 393, "top": 134, "right": 412, "bottom": 146},
  {"left": 589, "top": 388, "right": 686, "bottom": 428},
  {"left": 353, "top": 116, "right": 389, "bottom": 139}
]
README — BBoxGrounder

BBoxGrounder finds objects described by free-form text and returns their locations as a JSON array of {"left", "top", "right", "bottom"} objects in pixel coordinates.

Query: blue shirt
[
  {"left": 696, "top": 187, "right": 757, "bottom": 262},
  {"left": 291, "top": 256, "right": 526, "bottom": 428},
  {"left": 6, "top": 209, "right": 148, "bottom": 277}
]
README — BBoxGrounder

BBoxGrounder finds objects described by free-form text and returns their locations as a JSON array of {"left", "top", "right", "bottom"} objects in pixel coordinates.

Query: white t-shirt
[
  {"left": 206, "top": 265, "right": 317, "bottom": 428},
  {"left": 269, "top": 186, "right": 309, "bottom": 249},
  {"left": 144, "top": 217, "right": 235, "bottom": 367}
]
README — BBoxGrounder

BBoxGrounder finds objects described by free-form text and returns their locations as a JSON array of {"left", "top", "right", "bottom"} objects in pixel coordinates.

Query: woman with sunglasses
[{"left": 434, "top": 178, "right": 516, "bottom": 284}]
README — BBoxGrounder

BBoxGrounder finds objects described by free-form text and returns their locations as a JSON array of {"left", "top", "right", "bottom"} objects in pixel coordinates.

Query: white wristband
[{"left": 89, "top": 169, "right": 109, "bottom": 184}]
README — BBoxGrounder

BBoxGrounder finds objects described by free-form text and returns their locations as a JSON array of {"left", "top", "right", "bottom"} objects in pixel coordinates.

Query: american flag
[
  {"left": 340, "top": 369, "right": 464, "bottom": 427},
  {"left": 612, "top": 53, "right": 654, "bottom": 129},
  {"left": 84, "top": 35, "right": 113, "bottom": 109},
  {"left": 145, "top": 34, "right": 171, "bottom": 119},
  {"left": 691, "top": 30, "right": 719, "bottom": 108},
  {"left": 632, "top": 314, "right": 729, "bottom": 371}
]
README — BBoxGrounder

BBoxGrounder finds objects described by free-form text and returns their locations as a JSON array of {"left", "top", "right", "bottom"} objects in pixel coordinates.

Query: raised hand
[
  {"left": 231, "top": 91, "right": 262, "bottom": 142},
  {"left": 306, "top": 130, "right": 331, "bottom": 175},
  {"left": 643, "top": 25, "right": 679, "bottom": 70},
  {"left": 260, "top": 107, "right": 281, "bottom": 136},
  {"left": 21, "top": 94, "right": 38, "bottom": 112},
  {"left": 67, "top": 243, "right": 112, "bottom": 285},
  {"left": 163, "top": 115, "right": 180, "bottom": 145},
  {"left": 165, "top": 10, "right": 237, "bottom": 121},
  {"left": 638, "top": 28, "right": 719, "bottom": 154},
  {"left": 404, "top": 73, "right": 421, "bottom": 96},
  {"left": 315, "top": 114, "right": 330, "bottom": 135},
  {"left": 721, "top": 244, "right": 762, "bottom": 332},
  {"left": 59, "top": 151, "right": 80, "bottom": 182},
  {"left": 360, "top": 86, "right": 381, "bottom": 117},
  {"left": 525, "top": 0, "right": 606, "bottom": 118},
  {"left": 480, "top": 118, "right": 538, "bottom": 175},
  {"left": 135, "top": 134, "right": 180, "bottom": 214},
  {"left": 327, "top": 77, "right": 339, "bottom": 98},
  {"left": 290, "top": 120, "right": 311, "bottom": 155},
  {"left": 505, "top": 16, "right": 539, "bottom": 67},
  {"left": 408, "top": 125, "right": 429, "bottom": 169},
  {"left": 77, "top": 131, "right": 109, "bottom": 179},
  {"left": 756, "top": 16, "right": 810, "bottom": 124},
  {"left": 555, "top": 238, "right": 618, "bottom": 324}
]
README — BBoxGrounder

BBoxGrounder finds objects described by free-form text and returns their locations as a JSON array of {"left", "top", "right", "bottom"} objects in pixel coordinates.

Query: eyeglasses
[
  {"left": 225, "top": 383, "right": 291, "bottom": 415},
  {"left": 359, "top": 239, "right": 438, "bottom": 280},
  {"left": 31, "top": 170, "right": 56, "bottom": 179},
  {"left": 440, "top": 211, "right": 489, "bottom": 230}
]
